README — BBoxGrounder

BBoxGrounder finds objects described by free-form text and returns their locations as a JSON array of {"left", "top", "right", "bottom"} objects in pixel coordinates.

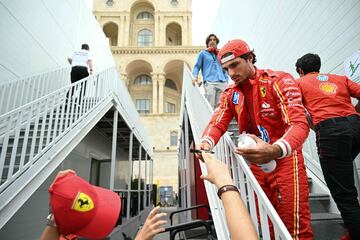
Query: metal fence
[{"left": 0, "top": 67, "right": 71, "bottom": 116}]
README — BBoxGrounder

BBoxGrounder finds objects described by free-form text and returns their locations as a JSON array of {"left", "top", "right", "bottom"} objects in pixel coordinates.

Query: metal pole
[
  {"left": 184, "top": 109, "right": 191, "bottom": 221},
  {"left": 138, "top": 144, "right": 142, "bottom": 214},
  {"left": 126, "top": 132, "right": 134, "bottom": 220},
  {"left": 144, "top": 153, "right": 148, "bottom": 207},
  {"left": 110, "top": 110, "right": 118, "bottom": 190},
  {"left": 148, "top": 158, "right": 152, "bottom": 205}
]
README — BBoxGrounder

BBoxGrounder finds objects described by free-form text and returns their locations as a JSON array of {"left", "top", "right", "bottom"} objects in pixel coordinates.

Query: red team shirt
[{"left": 296, "top": 73, "right": 360, "bottom": 127}]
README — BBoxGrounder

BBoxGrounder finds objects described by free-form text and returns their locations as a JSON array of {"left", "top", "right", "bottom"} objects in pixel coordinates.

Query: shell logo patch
[
  {"left": 260, "top": 86, "right": 266, "bottom": 97},
  {"left": 319, "top": 83, "right": 337, "bottom": 94},
  {"left": 72, "top": 192, "right": 94, "bottom": 212}
]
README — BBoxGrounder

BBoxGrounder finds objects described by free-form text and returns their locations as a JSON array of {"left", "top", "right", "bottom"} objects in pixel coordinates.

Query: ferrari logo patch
[
  {"left": 72, "top": 192, "right": 94, "bottom": 212},
  {"left": 260, "top": 86, "right": 266, "bottom": 97}
]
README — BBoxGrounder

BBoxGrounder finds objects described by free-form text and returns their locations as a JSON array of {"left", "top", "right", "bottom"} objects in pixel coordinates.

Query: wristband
[
  {"left": 217, "top": 185, "right": 239, "bottom": 199},
  {"left": 46, "top": 213, "right": 57, "bottom": 228}
]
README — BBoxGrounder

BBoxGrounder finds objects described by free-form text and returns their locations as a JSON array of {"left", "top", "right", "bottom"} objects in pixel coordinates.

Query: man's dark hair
[
  {"left": 81, "top": 44, "right": 90, "bottom": 50},
  {"left": 240, "top": 51, "right": 257, "bottom": 64},
  {"left": 295, "top": 53, "right": 321, "bottom": 75},
  {"left": 205, "top": 34, "right": 219, "bottom": 47}
]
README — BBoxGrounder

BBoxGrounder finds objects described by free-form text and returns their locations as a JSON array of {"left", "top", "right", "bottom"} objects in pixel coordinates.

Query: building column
[
  {"left": 182, "top": 15, "right": 187, "bottom": 46},
  {"left": 155, "top": 14, "right": 160, "bottom": 46},
  {"left": 124, "top": 14, "right": 130, "bottom": 46},
  {"left": 151, "top": 72, "right": 158, "bottom": 114},
  {"left": 118, "top": 15, "right": 124, "bottom": 46},
  {"left": 159, "top": 16, "right": 165, "bottom": 46},
  {"left": 158, "top": 73, "right": 165, "bottom": 114}
]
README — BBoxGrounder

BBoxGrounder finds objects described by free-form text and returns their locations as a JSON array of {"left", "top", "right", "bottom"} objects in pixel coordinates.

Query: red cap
[
  {"left": 49, "top": 172, "right": 121, "bottom": 239},
  {"left": 218, "top": 39, "right": 251, "bottom": 64}
]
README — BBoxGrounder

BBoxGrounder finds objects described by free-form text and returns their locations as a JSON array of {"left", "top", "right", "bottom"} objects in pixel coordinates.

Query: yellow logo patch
[
  {"left": 260, "top": 86, "right": 266, "bottom": 97},
  {"left": 72, "top": 192, "right": 94, "bottom": 212},
  {"left": 319, "top": 83, "right": 337, "bottom": 94}
]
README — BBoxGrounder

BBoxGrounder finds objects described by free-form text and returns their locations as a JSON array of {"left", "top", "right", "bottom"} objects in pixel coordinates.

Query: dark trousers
[
  {"left": 70, "top": 66, "right": 89, "bottom": 83},
  {"left": 316, "top": 114, "right": 360, "bottom": 239},
  {"left": 68, "top": 66, "right": 89, "bottom": 103}
]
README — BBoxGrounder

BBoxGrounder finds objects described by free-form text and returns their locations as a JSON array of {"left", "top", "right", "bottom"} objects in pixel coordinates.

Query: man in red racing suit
[{"left": 198, "top": 39, "right": 313, "bottom": 239}]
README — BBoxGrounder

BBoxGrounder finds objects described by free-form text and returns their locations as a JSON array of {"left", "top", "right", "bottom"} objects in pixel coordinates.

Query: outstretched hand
[
  {"left": 200, "top": 153, "right": 233, "bottom": 189},
  {"left": 135, "top": 206, "right": 167, "bottom": 240},
  {"left": 235, "top": 134, "right": 281, "bottom": 164}
]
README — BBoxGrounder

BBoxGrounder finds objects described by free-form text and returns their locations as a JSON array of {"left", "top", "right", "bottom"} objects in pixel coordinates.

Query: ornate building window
[
  {"left": 137, "top": 11, "right": 154, "bottom": 20},
  {"left": 170, "top": 131, "right": 178, "bottom": 146},
  {"left": 136, "top": 99, "right": 150, "bottom": 114},
  {"left": 134, "top": 75, "right": 152, "bottom": 85},
  {"left": 165, "top": 79, "right": 177, "bottom": 90},
  {"left": 170, "top": 0, "right": 178, "bottom": 6},
  {"left": 106, "top": 0, "right": 114, "bottom": 7},
  {"left": 103, "top": 22, "right": 118, "bottom": 46},
  {"left": 166, "top": 23, "right": 182, "bottom": 46},
  {"left": 165, "top": 102, "right": 176, "bottom": 113},
  {"left": 137, "top": 29, "right": 153, "bottom": 47}
]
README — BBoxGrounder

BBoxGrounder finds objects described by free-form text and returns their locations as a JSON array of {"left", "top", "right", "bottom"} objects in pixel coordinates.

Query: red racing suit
[{"left": 201, "top": 68, "right": 313, "bottom": 239}]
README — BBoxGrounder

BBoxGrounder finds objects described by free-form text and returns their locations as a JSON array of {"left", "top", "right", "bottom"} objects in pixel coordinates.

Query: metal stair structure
[{"left": 0, "top": 67, "right": 154, "bottom": 231}]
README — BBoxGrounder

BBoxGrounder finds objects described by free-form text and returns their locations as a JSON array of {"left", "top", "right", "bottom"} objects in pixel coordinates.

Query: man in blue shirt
[{"left": 193, "top": 34, "right": 229, "bottom": 108}]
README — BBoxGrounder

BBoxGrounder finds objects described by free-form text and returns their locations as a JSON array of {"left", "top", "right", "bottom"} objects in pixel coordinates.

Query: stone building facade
[{"left": 93, "top": 0, "right": 202, "bottom": 193}]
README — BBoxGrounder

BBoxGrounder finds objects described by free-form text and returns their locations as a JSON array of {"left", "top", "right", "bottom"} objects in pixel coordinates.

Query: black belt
[
  {"left": 315, "top": 114, "right": 360, "bottom": 131},
  {"left": 72, "top": 66, "right": 87, "bottom": 69}
]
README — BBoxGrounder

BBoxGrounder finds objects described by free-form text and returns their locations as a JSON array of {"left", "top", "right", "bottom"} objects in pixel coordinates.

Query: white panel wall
[
  {"left": 0, "top": 0, "right": 114, "bottom": 84},
  {"left": 213, "top": 0, "right": 360, "bottom": 77}
]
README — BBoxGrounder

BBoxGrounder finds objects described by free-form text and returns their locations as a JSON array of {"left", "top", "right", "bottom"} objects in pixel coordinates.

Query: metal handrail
[
  {"left": 0, "top": 67, "right": 71, "bottom": 115},
  {"left": 169, "top": 204, "right": 211, "bottom": 225},
  {"left": 0, "top": 68, "right": 115, "bottom": 193},
  {"left": 0, "top": 65, "right": 153, "bottom": 198},
  {"left": 179, "top": 64, "right": 292, "bottom": 240}
]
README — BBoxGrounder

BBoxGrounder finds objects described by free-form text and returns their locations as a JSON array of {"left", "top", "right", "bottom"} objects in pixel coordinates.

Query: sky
[
  {"left": 191, "top": 0, "right": 221, "bottom": 46},
  {"left": 85, "top": 0, "right": 220, "bottom": 46}
]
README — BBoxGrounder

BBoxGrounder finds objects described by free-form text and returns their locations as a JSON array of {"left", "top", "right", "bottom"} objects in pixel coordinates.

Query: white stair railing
[
  {"left": 0, "top": 67, "right": 116, "bottom": 193},
  {"left": 179, "top": 64, "right": 292, "bottom": 240},
  {"left": 0, "top": 66, "right": 154, "bottom": 229},
  {"left": 0, "top": 67, "right": 70, "bottom": 116}
]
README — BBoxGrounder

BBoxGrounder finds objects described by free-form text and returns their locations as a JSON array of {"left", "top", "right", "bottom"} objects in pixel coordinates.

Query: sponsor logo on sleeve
[{"left": 232, "top": 92, "right": 239, "bottom": 104}]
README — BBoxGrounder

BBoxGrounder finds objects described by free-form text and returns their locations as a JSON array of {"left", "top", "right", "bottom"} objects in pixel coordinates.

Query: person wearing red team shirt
[
  {"left": 295, "top": 53, "right": 360, "bottom": 240},
  {"left": 197, "top": 39, "right": 313, "bottom": 239}
]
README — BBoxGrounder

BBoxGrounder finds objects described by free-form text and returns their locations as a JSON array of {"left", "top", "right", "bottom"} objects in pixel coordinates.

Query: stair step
[
  {"left": 311, "top": 212, "right": 342, "bottom": 221},
  {"left": 309, "top": 192, "right": 331, "bottom": 213},
  {"left": 309, "top": 192, "right": 330, "bottom": 201}
]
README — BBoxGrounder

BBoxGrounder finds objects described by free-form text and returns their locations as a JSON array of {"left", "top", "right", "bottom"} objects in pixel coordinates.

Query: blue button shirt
[{"left": 193, "top": 50, "right": 228, "bottom": 83}]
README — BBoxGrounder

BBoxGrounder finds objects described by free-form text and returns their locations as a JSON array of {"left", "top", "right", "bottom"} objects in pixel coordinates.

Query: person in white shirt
[
  {"left": 67, "top": 44, "right": 93, "bottom": 103},
  {"left": 68, "top": 43, "right": 93, "bottom": 82}
]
